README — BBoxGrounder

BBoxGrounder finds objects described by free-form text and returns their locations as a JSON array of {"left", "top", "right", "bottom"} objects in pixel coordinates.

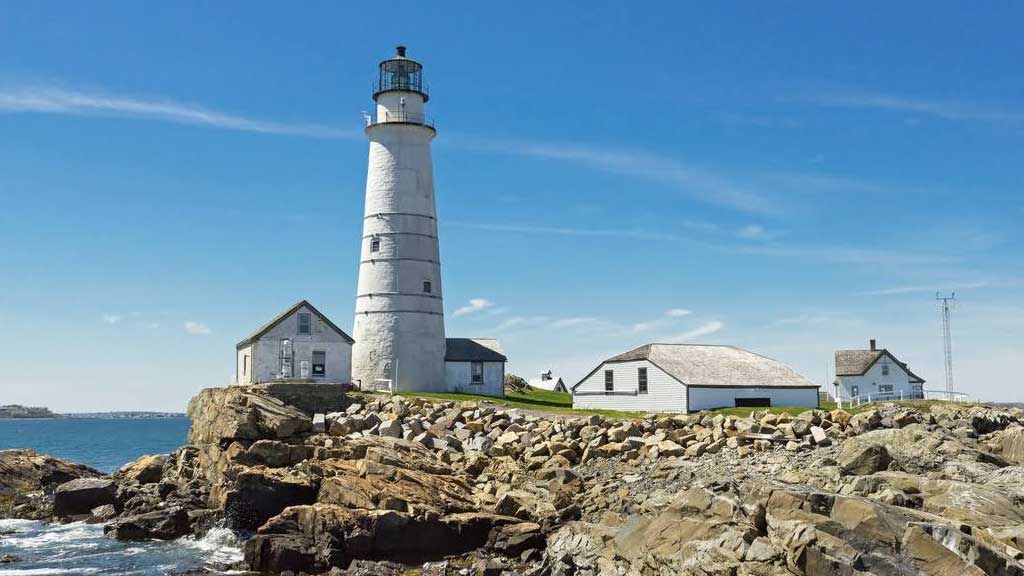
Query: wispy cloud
[
  {"left": 102, "top": 314, "right": 122, "bottom": 324},
  {"left": 857, "top": 281, "right": 989, "bottom": 296},
  {"left": 667, "top": 308, "right": 692, "bottom": 318},
  {"left": 668, "top": 320, "right": 725, "bottom": 342},
  {"left": 453, "top": 298, "right": 495, "bottom": 317},
  {"left": 550, "top": 317, "right": 598, "bottom": 329},
  {"left": 794, "top": 89, "right": 1024, "bottom": 125},
  {"left": 447, "top": 221, "right": 948, "bottom": 266},
  {"left": 449, "top": 136, "right": 783, "bottom": 216},
  {"left": 183, "top": 321, "right": 211, "bottom": 335},
  {"left": 736, "top": 224, "right": 767, "bottom": 240},
  {"left": 0, "top": 84, "right": 359, "bottom": 139}
]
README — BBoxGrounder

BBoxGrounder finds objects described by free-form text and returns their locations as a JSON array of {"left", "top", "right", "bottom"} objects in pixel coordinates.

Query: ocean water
[
  {"left": 0, "top": 418, "right": 190, "bottom": 473},
  {"left": 0, "top": 418, "right": 245, "bottom": 575}
]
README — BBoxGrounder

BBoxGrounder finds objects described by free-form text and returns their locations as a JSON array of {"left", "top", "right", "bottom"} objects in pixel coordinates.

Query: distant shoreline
[{"left": 0, "top": 405, "right": 186, "bottom": 420}]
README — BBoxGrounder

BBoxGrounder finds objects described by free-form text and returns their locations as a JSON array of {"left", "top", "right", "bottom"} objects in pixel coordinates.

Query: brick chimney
[{"left": 869, "top": 339, "right": 877, "bottom": 351}]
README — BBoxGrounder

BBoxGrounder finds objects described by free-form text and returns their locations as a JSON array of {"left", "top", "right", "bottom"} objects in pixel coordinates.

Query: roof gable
[
  {"left": 237, "top": 300, "right": 354, "bottom": 349},
  {"left": 834, "top": 348, "right": 924, "bottom": 383},
  {"left": 573, "top": 343, "right": 817, "bottom": 390}
]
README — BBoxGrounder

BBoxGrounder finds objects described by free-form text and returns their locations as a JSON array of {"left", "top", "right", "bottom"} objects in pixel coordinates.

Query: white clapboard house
[
  {"left": 572, "top": 343, "right": 820, "bottom": 413},
  {"left": 834, "top": 339, "right": 924, "bottom": 402},
  {"left": 236, "top": 300, "right": 354, "bottom": 385}
]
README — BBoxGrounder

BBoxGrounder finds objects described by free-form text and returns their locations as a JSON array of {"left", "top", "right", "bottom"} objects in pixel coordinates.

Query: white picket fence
[{"left": 837, "top": 389, "right": 969, "bottom": 409}]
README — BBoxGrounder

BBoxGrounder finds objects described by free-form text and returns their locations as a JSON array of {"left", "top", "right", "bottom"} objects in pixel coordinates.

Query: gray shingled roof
[
  {"left": 587, "top": 343, "right": 817, "bottom": 388},
  {"left": 445, "top": 338, "right": 507, "bottom": 362},
  {"left": 236, "top": 300, "right": 354, "bottom": 349},
  {"left": 834, "top": 348, "right": 924, "bottom": 383}
]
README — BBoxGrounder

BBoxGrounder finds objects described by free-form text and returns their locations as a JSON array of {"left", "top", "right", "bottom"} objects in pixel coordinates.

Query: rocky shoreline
[{"left": 3, "top": 383, "right": 1024, "bottom": 575}]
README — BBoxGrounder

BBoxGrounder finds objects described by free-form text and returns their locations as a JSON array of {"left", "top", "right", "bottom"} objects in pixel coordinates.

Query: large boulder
[
  {"left": 223, "top": 468, "right": 319, "bottom": 531},
  {"left": 838, "top": 441, "right": 891, "bottom": 475},
  {"left": 53, "top": 478, "right": 117, "bottom": 518},
  {"left": 244, "top": 504, "right": 520, "bottom": 573},
  {"left": 1000, "top": 425, "right": 1024, "bottom": 465},
  {"left": 187, "top": 386, "right": 313, "bottom": 445},
  {"left": 104, "top": 507, "right": 191, "bottom": 541},
  {"left": 116, "top": 454, "right": 168, "bottom": 485},
  {"left": 0, "top": 449, "right": 101, "bottom": 519}
]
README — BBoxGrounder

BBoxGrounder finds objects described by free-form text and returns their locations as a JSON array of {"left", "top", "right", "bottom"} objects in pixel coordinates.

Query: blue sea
[{"left": 0, "top": 418, "right": 245, "bottom": 575}]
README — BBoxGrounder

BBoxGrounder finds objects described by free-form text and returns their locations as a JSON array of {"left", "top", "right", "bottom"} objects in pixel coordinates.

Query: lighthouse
[{"left": 352, "top": 46, "right": 447, "bottom": 392}]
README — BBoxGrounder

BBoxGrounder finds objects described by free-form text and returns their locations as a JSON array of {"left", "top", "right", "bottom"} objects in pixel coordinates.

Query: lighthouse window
[
  {"left": 298, "top": 313, "right": 312, "bottom": 335},
  {"left": 370, "top": 238, "right": 380, "bottom": 252},
  {"left": 423, "top": 281, "right": 432, "bottom": 294}
]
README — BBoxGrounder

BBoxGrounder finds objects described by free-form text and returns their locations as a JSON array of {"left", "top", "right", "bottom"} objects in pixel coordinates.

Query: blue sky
[{"left": 1, "top": 2, "right": 1021, "bottom": 411}]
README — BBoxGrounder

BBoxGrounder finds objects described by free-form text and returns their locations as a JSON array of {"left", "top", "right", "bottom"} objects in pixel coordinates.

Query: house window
[
  {"left": 312, "top": 351, "right": 326, "bottom": 377},
  {"left": 370, "top": 237, "right": 381, "bottom": 252},
  {"left": 638, "top": 367, "right": 648, "bottom": 394},
  {"left": 298, "top": 313, "right": 312, "bottom": 335},
  {"left": 879, "top": 383, "right": 894, "bottom": 393},
  {"left": 735, "top": 398, "right": 771, "bottom": 408},
  {"left": 604, "top": 370, "right": 614, "bottom": 393},
  {"left": 423, "top": 281, "right": 432, "bottom": 294},
  {"left": 851, "top": 385, "right": 859, "bottom": 397},
  {"left": 471, "top": 362, "right": 483, "bottom": 384},
  {"left": 243, "top": 355, "right": 249, "bottom": 376},
  {"left": 881, "top": 363, "right": 890, "bottom": 376}
]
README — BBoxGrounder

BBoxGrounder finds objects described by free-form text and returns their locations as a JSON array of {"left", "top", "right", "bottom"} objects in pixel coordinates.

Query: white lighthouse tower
[{"left": 352, "top": 46, "right": 446, "bottom": 392}]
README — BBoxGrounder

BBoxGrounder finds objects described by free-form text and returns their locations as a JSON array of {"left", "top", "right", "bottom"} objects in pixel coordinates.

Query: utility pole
[{"left": 936, "top": 292, "right": 956, "bottom": 397}]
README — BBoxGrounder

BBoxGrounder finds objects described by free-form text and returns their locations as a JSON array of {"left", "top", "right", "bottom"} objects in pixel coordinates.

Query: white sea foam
[
  {"left": 0, "top": 565, "right": 100, "bottom": 569},
  {"left": 0, "top": 519, "right": 36, "bottom": 531},
  {"left": 181, "top": 526, "right": 244, "bottom": 566}
]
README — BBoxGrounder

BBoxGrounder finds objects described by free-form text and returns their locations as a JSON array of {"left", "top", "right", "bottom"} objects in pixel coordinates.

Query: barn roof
[
  {"left": 236, "top": 300, "right": 354, "bottom": 349},
  {"left": 576, "top": 343, "right": 818, "bottom": 389},
  {"left": 835, "top": 348, "right": 924, "bottom": 383},
  {"left": 445, "top": 338, "right": 507, "bottom": 362}
]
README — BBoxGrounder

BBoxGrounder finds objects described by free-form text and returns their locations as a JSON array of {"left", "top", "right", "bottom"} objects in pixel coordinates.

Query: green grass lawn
[
  {"left": 350, "top": 388, "right": 646, "bottom": 419},
  {"left": 350, "top": 389, "right": 978, "bottom": 422}
]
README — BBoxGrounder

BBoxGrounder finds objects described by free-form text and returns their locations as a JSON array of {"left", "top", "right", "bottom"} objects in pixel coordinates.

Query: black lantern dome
[{"left": 374, "top": 46, "right": 429, "bottom": 102}]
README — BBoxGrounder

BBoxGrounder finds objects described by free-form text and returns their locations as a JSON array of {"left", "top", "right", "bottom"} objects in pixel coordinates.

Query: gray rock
[{"left": 53, "top": 478, "right": 116, "bottom": 517}]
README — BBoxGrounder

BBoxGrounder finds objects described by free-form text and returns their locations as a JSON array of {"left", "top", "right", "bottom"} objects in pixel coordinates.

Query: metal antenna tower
[{"left": 936, "top": 292, "right": 956, "bottom": 395}]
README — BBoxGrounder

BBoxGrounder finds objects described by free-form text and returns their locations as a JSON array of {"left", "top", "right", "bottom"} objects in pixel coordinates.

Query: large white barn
[
  {"left": 572, "top": 343, "right": 819, "bottom": 413},
  {"left": 834, "top": 339, "right": 924, "bottom": 402}
]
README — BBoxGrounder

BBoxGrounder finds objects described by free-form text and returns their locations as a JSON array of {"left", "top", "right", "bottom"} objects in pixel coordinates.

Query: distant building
[
  {"left": 834, "top": 339, "right": 924, "bottom": 401},
  {"left": 236, "top": 300, "right": 354, "bottom": 385},
  {"left": 529, "top": 370, "right": 568, "bottom": 393},
  {"left": 572, "top": 343, "right": 819, "bottom": 413},
  {"left": 444, "top": 338, "right": 507, "bottom": 398}
]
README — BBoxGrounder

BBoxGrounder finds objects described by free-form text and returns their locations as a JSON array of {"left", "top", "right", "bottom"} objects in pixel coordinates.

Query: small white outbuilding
[
  {"left": 572, "top": 343, "right": 819, "bottom": 413},
  {"left": 444, "top": 338, "right": 507, "bottom": 398},
  {"left": 529, "top": 370, "right": 568, "bottom": 393},
  {"left": 236, "top": 300, "right": 354, "bottom": 385}
]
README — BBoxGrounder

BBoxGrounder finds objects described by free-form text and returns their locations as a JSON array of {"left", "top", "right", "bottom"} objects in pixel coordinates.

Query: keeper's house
[{"left": 572, "top": 343, "right": 819, "bottom": 413}]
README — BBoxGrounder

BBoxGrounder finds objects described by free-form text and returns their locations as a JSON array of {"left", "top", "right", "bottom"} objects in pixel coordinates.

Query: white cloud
[
  {"left": 666, "top": 308, "right": 692, "bottom": 317},
  {"left": 0, "top": 84, "right": 359, "bottom": 139},
  {"left": 736, "top": 225, "right": 766, "bottom": 239},
  {"left": 668, "top": 320, "right": 725, "bottom": 342},
  {"left": 857, "top": 281, "right": 989, "bottom": 296},
  {"left": 102, "top": 314, "right": 122, "bottom": 324},
  {"left": 550, "top": 317, "right": 598, "bottom": 329},
  {"left": 183, "top": 321, "right": 211, "bottom": 335},
  {"left": 794, "top": 89, "right": 1024, "bottom": 125},
  {"left": 453, "top": 298, "right": 495, "bottom": 317}
]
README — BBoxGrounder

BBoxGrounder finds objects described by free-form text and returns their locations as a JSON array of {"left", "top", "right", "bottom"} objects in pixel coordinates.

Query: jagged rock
[
  {"left": 223, "top": 468, "right": 318, "bottom": 531},
  {"left": 1000, "top": 425, "right": 1024, "bottom": 465},
  {"left": 246, "top": 440, "right": 292, "bottom": 467},
  {"left": 244, "top": 504, "right": 520, "bottom": 572},
  {"left": 116, "top": 455, "right": 168, "bottom": 485},
  {"left": 187, "top": 385, "right": 313, "bottom": 445},
  {"left": 104, "top": 507, "right": 191, "bottom": 540},
  {"left": 53, "top": 478, "right": 117, "bottom": 518},
  {"left": 0, "top": 449, "right": 101, "bottom": 519},
  {"left": 838, "top": 441, "right": 891, "bottom": 475}
]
